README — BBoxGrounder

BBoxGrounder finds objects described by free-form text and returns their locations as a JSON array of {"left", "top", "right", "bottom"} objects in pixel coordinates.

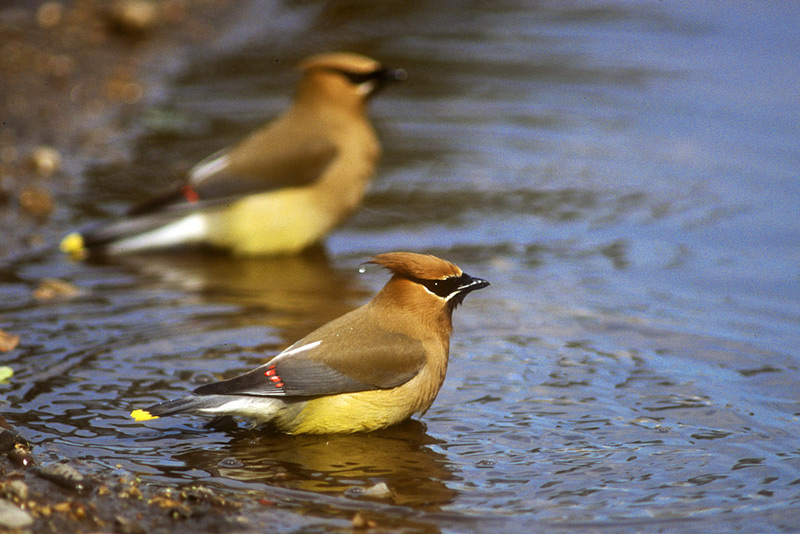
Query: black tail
[{"left": 132, "top": 394, "right": 232, "bottom": 421}]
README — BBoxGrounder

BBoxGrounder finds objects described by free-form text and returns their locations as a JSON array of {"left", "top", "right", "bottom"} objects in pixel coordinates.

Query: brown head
[
  {"left": 367, "top": 252, "right": 489, "bottom": 334},
  {"left": 294, "top": 52, "right": 406, "bottom": 111}
]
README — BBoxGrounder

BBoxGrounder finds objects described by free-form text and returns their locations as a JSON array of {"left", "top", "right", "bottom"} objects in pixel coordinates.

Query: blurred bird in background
[
  {"left": 61, "top": 52, "right": 406, "bottom": 258},
  {"left": 131, "top": 252, "right": 489, "bottom": 434}
]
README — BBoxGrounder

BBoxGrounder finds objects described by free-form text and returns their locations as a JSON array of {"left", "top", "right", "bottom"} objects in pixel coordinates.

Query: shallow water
[{"left": 3, "top": 0, "right": 800, "bottom": 531}]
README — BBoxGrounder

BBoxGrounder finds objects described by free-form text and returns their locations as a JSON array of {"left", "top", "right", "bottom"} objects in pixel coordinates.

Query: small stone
[
  {"left": 115, "top": 514, "right": 147, "bottom": 534},
  {"left": 147, "top": 493, "right": 190, "bottom": 518},
  {"left": 7, "top": 443, "right": 34, "bottom": 468},
  {"left": 344, "top": 481, "right": 394, "bottom": 501},
  {"left": 0, "top": 332, "right": 19, "bottom": 352},
  {"left": 0, "top": 499, "right": 33, "bottom": 530},
  {"left": 360, "top": 482, "right": 392, "bottom": 499},
  {"left": 0, "top": 429, "right": 20, "bottom": 452},
  {"left": 351, "top": 512, "right": 377, "bottom": 529},
  {"left": 108, "top": 0, "right": 159, "bottom": 35},
  {"left": 36, "top": 463, "right": 92, "bottom": 491},
  {"left": 29, "top": 146, "right": 61, "bottom": 176},
  {"left": 19, "top": 186, "right": 54, "bottom": 218},
  {"left": 33, "top": 278, "right": 81, "bottom": 300},
  {"left": 5, "top": 480, "right": 29, "bottom": 501},
  {"left": 36, "top": 1, "right": 63, "bottom": 29},
  {"left": 118, "top": 484, "right": 142, "bottom": 500},
  {"left": 105, "top": 80, "right": 143, "bottom": 104}
]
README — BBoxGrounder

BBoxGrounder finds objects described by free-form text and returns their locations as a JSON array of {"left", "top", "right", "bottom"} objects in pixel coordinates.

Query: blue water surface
[{"left": 2, "top": 1, "right": 799, "bottom": 532}]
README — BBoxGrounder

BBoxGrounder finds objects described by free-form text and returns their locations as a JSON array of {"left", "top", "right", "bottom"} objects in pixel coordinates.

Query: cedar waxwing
[
  {"left": 60, "top": 52, "right": 406, "bottom": 258},
  {"left": 131, "top": 252, "right": 489, "bottom": 434}
]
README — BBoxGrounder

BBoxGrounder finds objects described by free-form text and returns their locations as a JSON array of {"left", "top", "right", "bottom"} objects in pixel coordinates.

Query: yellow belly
[
  {"left": 206, "top": 188, "right": 337, "bottom": 256},
  {"left": 275, "top": 388, "right": 424, "bottom": 434}
]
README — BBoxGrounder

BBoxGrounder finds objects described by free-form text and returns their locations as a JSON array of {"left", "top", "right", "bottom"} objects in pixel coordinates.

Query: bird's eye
[
  {"left": 412, "top": 276, "right": 462, "bottom": 298},
  {"left": 325, "top": 68, "right": 385, "bottom": 85}
]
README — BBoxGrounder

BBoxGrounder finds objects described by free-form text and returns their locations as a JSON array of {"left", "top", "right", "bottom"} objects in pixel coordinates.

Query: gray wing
[
  {"left": 188, "top": 134, "right": 338, "bottom": 199},
  {"left": 193, "top": 313, "right": 427, "bottom": 398}
]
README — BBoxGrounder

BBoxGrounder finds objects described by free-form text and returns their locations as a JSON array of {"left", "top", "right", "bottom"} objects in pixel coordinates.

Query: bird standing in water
[
  {"left": 131, "top": 252, "right": 489, "bottom": 434},
  {"left": 61, "top": 52, "right": 406, "bottom": 258}
]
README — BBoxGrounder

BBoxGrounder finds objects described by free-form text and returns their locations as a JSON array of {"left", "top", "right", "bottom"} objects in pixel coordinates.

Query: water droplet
[{"left": 358, "top": 266, "right": 366, "bottom": 274}]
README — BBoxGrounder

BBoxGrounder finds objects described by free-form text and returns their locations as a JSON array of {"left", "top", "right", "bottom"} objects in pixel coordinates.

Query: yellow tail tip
[
  {"left": 60, "top": 233, "right": 87, "bottom": 259},
  {"left": 131, "top": 409, "right": 159, "bottom": 422}
]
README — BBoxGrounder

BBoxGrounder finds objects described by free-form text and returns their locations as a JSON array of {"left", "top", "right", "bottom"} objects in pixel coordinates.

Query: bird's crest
[
  {"left": 368, "top": 252, "right": 462, "bottom": 281},
  {"left": 299, "top": 52, "right": 381, "bottom": 75}
]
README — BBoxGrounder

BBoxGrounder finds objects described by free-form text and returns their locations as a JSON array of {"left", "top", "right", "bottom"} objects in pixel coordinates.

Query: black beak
[
  {"left": 449, "top": 273, "right": 489, "bottom": 308},
  {"left": 380, "top": 68, "right": 407, "bottom": 83},
  {"left": 368, "top": 67, "right": 406, "bottom": 95},
  {"left": 458, "top": 275, "right": 490, "bottom": 294}
]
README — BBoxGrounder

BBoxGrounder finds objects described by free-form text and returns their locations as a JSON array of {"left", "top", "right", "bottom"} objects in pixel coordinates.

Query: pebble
[
  {"left": 33, "top": 278, "right": 81, "bottom": 300},
  {"left": 19, "top": 186, "right": 54, "bottom": 218},
  {"left": 360, "top": 482, "right": 392, "bottom": 499},
  {"left": 114, "top": 514, "right": 147, "bottom": 534},
  {"left": 344, "top": 481, "right": 393, "bottom": 500},
  {"left": 36, "top": 463, "right": 92, "bottom": 491},
  {"left": 0, "top": 330, "right": 19, "bottom": 352},
  {"left": 0, "top": 428, "right": 21, "bottom": 452},
  {"left": 108, "top": 0, "right": 159, "bottom": 35},
  {"left": 5, "top": 480, "right": 29, "bottom": 501},
  {"left": 351, "top": 512, "right": 377, "bottom": 529},
  {"left": 29, "top": 146, "right": 61, "bottom": 177},
  {"left": 7, "top": 444, "right": 35, "bottom": 468},
  {"left": 36, "top": 1, "right": 63, "bottom": 29},
  {"left": 0, "top": 499, "right": 33, "bottom": 530}
]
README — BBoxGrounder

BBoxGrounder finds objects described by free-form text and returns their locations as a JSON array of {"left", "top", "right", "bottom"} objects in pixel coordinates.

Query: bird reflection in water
[
  {"left": 88, "top": 247, "right": 368, "bottom": 343},
  {"left": 174, "top": 419, "right": 459, "bottom": 510}
]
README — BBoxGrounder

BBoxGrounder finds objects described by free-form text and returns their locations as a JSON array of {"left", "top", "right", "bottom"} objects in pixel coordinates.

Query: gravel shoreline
[
  {"left": 0, "top": 0, "right": 231, "bottom": 260},
  {"left": 0, "top": 3, "right": 292, "bottom": 532}
]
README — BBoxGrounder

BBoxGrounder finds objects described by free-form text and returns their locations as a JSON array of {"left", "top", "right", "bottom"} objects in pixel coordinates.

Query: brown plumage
[
  {"left": 61, "top": 52, "right": 406, "bottom": 258},
  {"left": 131, "top": 252, "right": 489, "bottom": 434}
]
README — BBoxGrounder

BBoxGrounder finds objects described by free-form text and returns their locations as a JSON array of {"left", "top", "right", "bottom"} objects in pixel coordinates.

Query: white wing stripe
[
  {"left": 279, "top": 340, "right": 322, "bottom": 358},
  {"left": 191, "top": 152, "right": 230, "bottom": 183}
]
